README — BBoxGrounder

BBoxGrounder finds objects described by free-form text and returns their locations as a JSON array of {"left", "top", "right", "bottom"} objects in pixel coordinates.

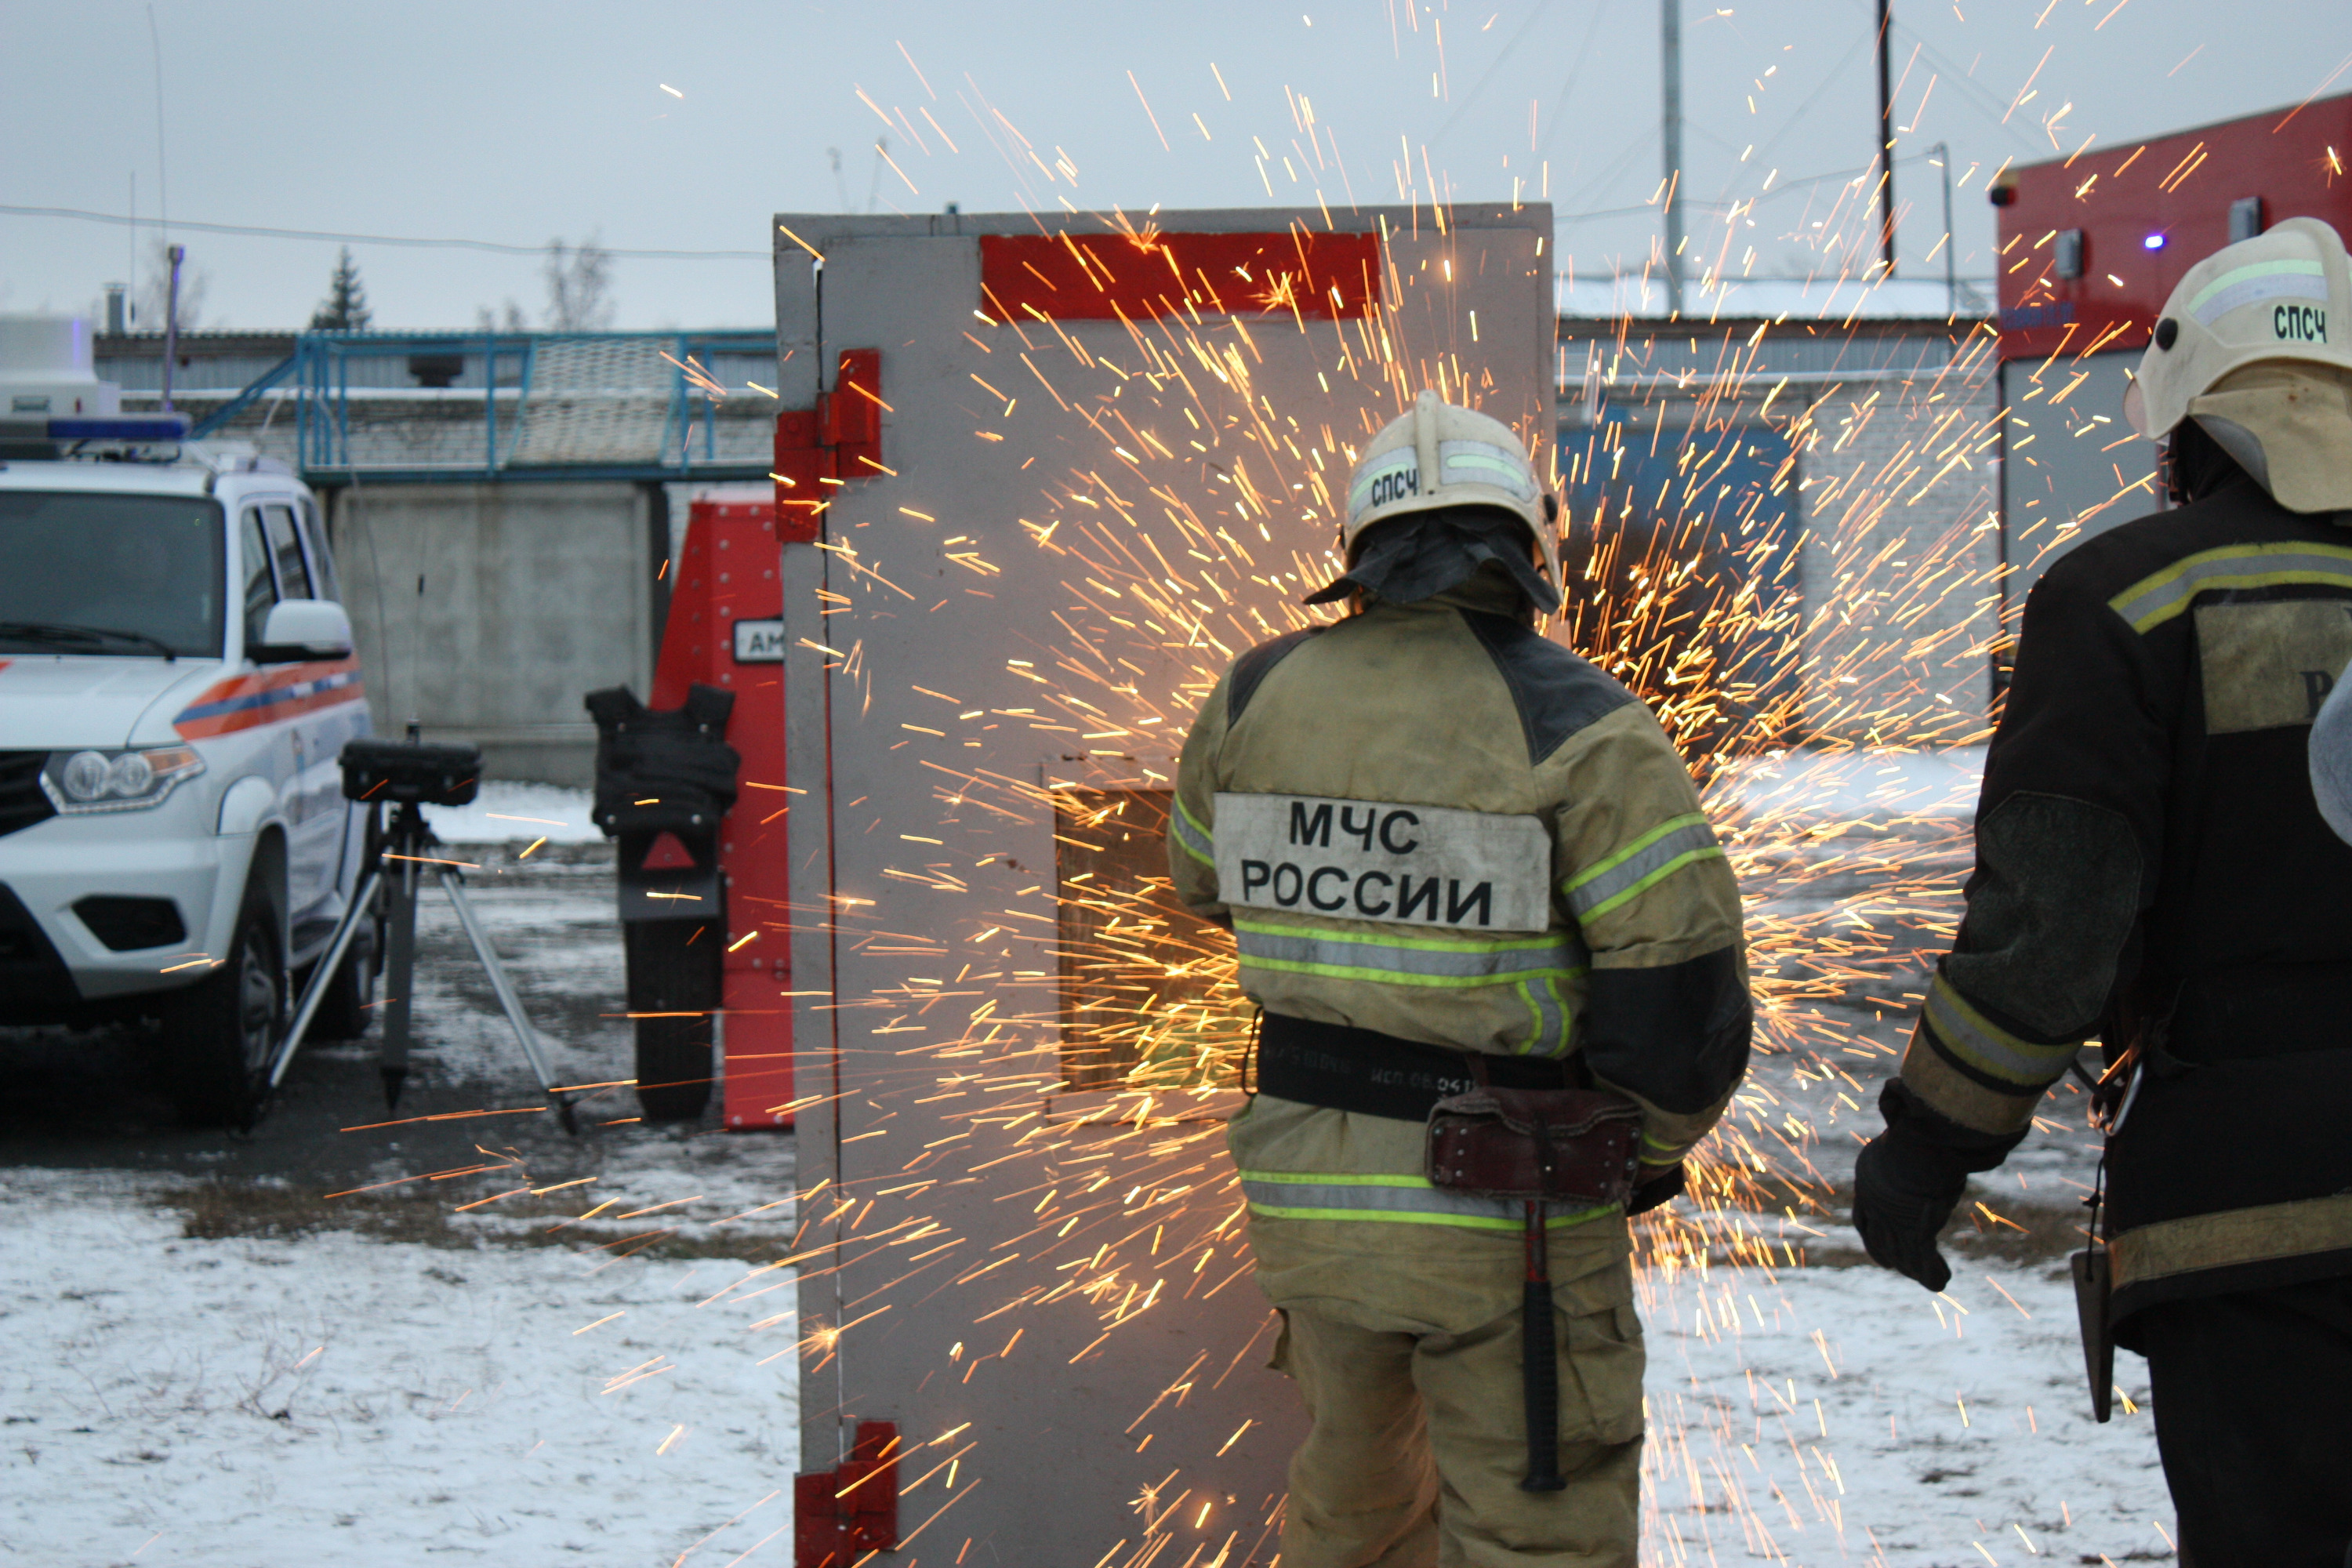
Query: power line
[
  {"left": 1429, "top": 0, "right": 1561, "bottom": 147},
  {"left": 0, "top": 205, "right": 768, "bottom": 260},
  {"left": 1533, "top": 0, "right": 1621, "bottom": 169},
  {"left": 10, "top": 147, "right": 1951, "bottom": 267}
]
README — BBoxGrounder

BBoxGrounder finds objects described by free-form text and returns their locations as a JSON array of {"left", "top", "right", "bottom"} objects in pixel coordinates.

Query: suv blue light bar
[{"left": 48, "top": 416, "right": 191, "bottom": 440}]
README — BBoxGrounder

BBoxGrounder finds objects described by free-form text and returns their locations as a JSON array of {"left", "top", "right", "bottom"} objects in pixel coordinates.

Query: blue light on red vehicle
[{"left": 2143, "top": 232, "right": 2169, "bottom": 251}]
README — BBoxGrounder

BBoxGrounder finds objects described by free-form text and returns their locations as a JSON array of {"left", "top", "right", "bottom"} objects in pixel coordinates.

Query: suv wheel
[
  {"left": 162, "top": 884, "right": 285, "bottom": 1126},
  {"left": 304, "top": 804, "right": 384, "bottom": 1044},
  {"left": 304, "top": 904, "right": 381, "bottom": 1043}
]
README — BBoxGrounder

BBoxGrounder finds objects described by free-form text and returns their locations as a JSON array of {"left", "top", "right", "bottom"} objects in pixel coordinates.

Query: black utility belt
[{"left": 1256, "top": 1011, "right": 1577, "bottom": 1123}]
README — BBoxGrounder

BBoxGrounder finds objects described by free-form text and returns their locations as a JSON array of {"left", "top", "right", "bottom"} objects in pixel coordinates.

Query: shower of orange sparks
[
  {"left": 332, "top": 33, "right": 2189, "bottom": 1556},
  {"left": 752, "top": 172, "right": 2053, "bottom": 1564}
]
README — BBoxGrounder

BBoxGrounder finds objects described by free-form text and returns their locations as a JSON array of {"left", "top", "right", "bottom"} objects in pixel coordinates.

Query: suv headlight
[{"left": 42, "top": 746, "right": 207, "bottom": 813}]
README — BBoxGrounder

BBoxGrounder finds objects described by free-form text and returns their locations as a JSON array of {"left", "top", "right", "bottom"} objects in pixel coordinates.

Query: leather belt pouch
[{"left": 1426, "top": 1085, "right": 1642, "bottom": 1206}]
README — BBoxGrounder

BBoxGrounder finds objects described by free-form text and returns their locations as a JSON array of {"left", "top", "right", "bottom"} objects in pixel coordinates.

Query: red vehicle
[{"left": 1992, "top": 93, "right": 2352, "bottom": 615}]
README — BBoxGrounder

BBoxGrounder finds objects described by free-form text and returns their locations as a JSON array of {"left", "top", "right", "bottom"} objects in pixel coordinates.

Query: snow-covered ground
[
  {"left": 0, "top": 1171, "right": 800, "bottom": 1567},
  {"left": 1708, "top": 746, "right": 1987, "bottom": 822},
  {"left": 0, "top": 751, "right": 2190, "bottom": 1563},
  {"left": 423, "top": 782, "right": 604, "bottom": 846},
  {"left": 0, "top": 1174, "right": 2176, "bottom": 1568},
  {"left": 1643, "top": 1254, "right": 2175, "bottom": 1566}
]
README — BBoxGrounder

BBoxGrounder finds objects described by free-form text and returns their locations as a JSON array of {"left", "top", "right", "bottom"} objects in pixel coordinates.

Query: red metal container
[{"left": 652, "top": 494, "right": 794, "bottom": 1129}]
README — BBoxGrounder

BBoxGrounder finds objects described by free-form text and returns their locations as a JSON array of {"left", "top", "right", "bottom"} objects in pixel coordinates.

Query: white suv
[{"left": 0, "top": 450, "right": 377, "bottom": 1121}]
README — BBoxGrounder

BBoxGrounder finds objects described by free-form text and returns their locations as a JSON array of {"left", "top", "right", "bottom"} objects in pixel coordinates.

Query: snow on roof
[{"left": 1557, "top": 274, "right": 1994, "bottom": 323}]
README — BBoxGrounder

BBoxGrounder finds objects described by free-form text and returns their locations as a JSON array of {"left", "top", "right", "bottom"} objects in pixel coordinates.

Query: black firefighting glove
[
  {"left": 1851, "top": 1080, "right": 2019, "bottom": 1292},
  {"left": 1628, "top": 1163, "right": 1685, "bottom": 1216},
  {"left": 1852, "top": 1128, "right": 1967, "bottom": 1291}
]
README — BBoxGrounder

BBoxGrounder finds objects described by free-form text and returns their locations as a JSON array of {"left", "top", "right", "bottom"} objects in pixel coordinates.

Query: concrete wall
[
  {"left": 1793, "top": 352, "right": 2003, "bottom": 746},
  {"left": 327, "top": 482, "right": 659, "bottom": 786}
]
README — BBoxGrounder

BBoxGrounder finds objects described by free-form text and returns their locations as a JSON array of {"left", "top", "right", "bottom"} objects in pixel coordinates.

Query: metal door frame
[{"left": 776, "top": 205, "right": 1555, "bottom": 1567}]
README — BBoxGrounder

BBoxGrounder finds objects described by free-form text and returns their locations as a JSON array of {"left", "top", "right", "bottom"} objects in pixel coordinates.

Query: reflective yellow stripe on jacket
[
  {"left": 1900, "top": 971, "right": 2084, "bottom": 1135},
  {"left": 1561, "top": 811, "right": 1724, "bottom": 922},
  {"left": 1170, "top": 794, "right": 1215, "bottom": 867},
  {"left": 1238, "top": 1169, "right": 1616, "bottom": 1232},
  {"left": 2107, "top": 540, "right": 2352, "bottom": 633},
  {"left": 1233, "top": 916, "right": 1588, "bottom": 1057}
]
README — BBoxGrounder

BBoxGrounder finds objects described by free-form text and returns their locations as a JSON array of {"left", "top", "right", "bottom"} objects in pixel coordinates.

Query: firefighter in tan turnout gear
[
  {"left": 1851, "top": 220, "right": 2352, "bottom": 1563},
  {"left": 1170, "top": 392, "right": 1752, "bottom": 1566}
]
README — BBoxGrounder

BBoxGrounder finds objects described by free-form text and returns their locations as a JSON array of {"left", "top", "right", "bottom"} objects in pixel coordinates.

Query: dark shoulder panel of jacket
[
  {"left": 1457, "top": 610, "right": 1636, "bottom": 764},
  {"left": 1226, "top": 626, "right": 1326, "bottom": 725}
]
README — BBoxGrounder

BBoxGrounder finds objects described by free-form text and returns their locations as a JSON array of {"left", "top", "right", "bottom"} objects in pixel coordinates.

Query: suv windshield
[{"left": 0, "top": 492, "right": 226, "bottom": 659}]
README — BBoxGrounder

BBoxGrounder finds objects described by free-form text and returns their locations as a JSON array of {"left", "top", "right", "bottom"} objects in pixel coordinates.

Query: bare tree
[
  {"left": 542, "top": 235, "right": 615, "bottom": 332},
  {"left": 136, "top": 234, "right": 207, "bottom": 330},
  {"left": 474, "top": 300, "right": 529, "bottom": 333}
]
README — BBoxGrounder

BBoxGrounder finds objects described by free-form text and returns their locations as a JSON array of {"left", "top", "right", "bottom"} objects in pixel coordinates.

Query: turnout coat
[
  {"left": 1900, "top": 473, "right": 2352, "bottom": 1330},
  {"left": 1167, "top": 571, "right": 1749, "bottom": 1338}
]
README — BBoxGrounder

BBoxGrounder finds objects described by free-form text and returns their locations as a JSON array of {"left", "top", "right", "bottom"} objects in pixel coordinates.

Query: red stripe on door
[{"left": 978, "top": 230, "right": 1381, "bottom": 322}]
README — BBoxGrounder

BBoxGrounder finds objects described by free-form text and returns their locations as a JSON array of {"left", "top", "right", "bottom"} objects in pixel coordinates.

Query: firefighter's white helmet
[
  {"left": 2125, "top": 216, "right": 2352, "bottom": 438},
  {"left": 1341, "top": 390, "right": 1559, "bottom": 596}
]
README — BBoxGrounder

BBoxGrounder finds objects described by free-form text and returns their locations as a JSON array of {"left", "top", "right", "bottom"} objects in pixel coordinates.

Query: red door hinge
[
  {"left": 773, "top": 349, "right": 883, "bottom": 545},
  {"left": 795, "top": 1419, "right": 900, "bottom": 1568}
]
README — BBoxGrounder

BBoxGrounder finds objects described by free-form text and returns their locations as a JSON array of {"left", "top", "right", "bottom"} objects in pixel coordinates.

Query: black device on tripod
[{"left": 257, "top": 728, "right": 577, "bottom": 1131}]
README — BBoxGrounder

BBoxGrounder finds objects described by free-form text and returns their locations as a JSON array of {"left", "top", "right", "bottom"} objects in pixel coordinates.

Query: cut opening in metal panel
[{"left": 1050, "top": 786, "right": 1248, "bottom": 1094}]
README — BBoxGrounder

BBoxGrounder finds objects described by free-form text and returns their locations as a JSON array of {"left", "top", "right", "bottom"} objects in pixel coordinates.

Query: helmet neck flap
[{"left": 1301, "top": 505, "right": 1560, "bottom": 612}]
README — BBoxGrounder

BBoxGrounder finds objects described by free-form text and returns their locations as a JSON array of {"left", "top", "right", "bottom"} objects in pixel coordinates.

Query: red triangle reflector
[{"left": 642, "top": 832, "right": 696, "bottom": 869}]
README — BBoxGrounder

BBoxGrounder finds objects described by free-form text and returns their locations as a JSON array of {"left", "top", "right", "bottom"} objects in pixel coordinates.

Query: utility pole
[
  {"left": 1876, "top": 0, "right": 1896, "bottom": 277},
  {"left": 1661, "top": 0, "right": 1685, "bottom": 316},
  {"left": 1936, "top": 140, "right": 1955, "bottom": 315},
  {"left": 162, "top": 244, "right": 183, "bottom": 412}
]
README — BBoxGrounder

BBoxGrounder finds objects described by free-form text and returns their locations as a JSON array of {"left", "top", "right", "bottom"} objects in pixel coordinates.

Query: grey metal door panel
[{"left": 784, "top": 206, "right": 1553, "bottom": 1567}]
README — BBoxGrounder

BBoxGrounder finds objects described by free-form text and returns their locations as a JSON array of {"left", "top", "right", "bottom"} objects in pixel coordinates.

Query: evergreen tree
[{"left": 309, "top": 248, "right": 372, "bottom": 331}]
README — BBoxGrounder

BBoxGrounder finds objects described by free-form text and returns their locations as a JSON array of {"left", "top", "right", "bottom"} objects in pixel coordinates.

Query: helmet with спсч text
[
  {"left": 2126, "top": 217, "right": 2352, "bottom": 439},
  {"left": 1340, "top": 390, "right": 1560, "bottom": 596}
]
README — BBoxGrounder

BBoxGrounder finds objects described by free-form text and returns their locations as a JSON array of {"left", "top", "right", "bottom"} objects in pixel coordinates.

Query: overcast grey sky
[{"left": 4, "top": 0, "right": 2347, "bottom": 331}]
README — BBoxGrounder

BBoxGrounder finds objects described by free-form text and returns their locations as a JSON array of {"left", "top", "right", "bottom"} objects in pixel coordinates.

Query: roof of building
[{"left": 1556, "top": 274, "right": 1994, "bottom": 324}]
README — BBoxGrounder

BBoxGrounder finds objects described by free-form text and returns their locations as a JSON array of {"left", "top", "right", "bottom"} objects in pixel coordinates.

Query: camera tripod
[{"left": 261, "top": 799, "right": 579, "bottom": 1133}]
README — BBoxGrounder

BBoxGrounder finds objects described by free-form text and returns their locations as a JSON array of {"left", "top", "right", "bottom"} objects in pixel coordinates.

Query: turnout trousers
[
  {"left": 1265, "top": 1272, "right": 1643, "bottom": 1567},
  {"left": 2136, "top": 1276, "right": 2352, "bottom": 1568},
  {"left": 1232, "top": 1099, "right": 1650, "bottom": 1567}
]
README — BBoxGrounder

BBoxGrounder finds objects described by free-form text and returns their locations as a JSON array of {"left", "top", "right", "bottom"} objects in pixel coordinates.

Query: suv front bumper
[{"left": 0, "top": 787, "right": 247, "bottom": 1011}]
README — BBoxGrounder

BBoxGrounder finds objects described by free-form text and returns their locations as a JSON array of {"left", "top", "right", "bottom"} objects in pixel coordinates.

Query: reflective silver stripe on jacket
[
  {"left": 1234, "top": 919, "right": 1590, "bottom": 987},
  {"left": 1921, "top": 974, "right": 2078, "bottom": 1090},
  {"left": 1519, "top": 975, "right": 1571, "bottom": 1058},
  {"left": 1170, "top": 797, "right": 1214, "bottom": 866},
  {"left": 1562, "top": 813, "right": 1722, "bottom": 921},
  {"left": 2107, "top": 543, "right": 2352, "bottom": 633}
]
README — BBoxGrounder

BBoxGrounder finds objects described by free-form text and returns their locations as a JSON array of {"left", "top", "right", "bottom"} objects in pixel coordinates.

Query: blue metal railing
[
  {"left": 214, "top": 329, "right": 780, "bottom": 483},
  {"left": 187, "top": 354, "right": 297, "bottom": 440}
]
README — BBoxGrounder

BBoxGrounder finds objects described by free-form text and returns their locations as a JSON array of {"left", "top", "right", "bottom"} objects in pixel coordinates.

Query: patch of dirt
[{"left": 154, "top": 1179, "right": 787, "bottom": 1262}]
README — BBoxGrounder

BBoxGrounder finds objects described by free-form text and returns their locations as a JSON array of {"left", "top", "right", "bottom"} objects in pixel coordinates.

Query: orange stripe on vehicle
[{"left": 172, "top": 658, "right": 365, "bottom": 740}]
